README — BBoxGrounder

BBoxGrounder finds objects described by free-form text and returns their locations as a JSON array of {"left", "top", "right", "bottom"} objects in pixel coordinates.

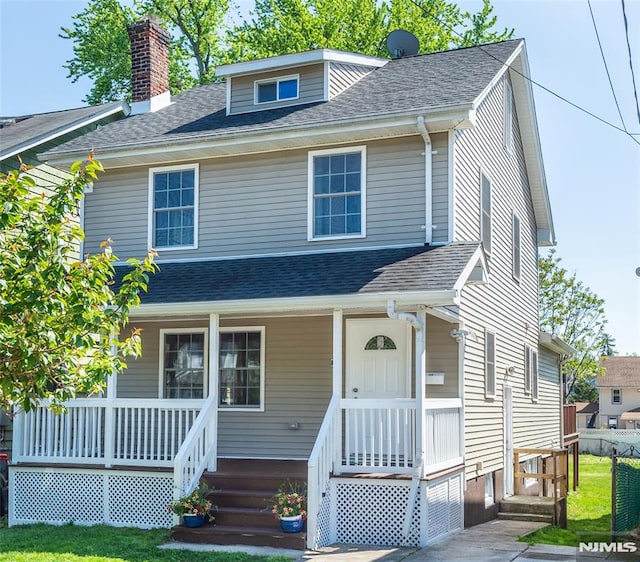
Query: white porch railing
[
  {"left": 173, "top": 397, "right": 218, "bottom": 499},
  {"left": 13, "top": 398, "right": 204, "bottom": 467},
  {"left": 424, "top": 398, "right": 463, "bottom": 473}
]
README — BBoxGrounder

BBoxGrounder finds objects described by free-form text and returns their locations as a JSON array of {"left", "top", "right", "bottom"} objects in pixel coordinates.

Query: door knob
[{"left": 352, "top": 387, "right": 359, "bottom": 393}]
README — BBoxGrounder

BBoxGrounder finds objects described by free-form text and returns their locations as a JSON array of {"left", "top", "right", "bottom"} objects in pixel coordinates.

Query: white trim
[
  {"left": 307, "top": 145, "right": 367, "bottom": 241},
  {"left": 332, "top": 310, "right": 343, "bottom": 396},
  {"left": 324, "top": 61, "right": 331, "bottom": 101},
  {"left": 479, "top": 169, "right": 492, "bottom": 255},
  {"left": 472, "top": 41, "right": 523, "bottom": 112},
  {"left": 538, "top": 331, "right": 576, "bottom": 356},
  {"left": 158, "top": 327, "right": 209, "bottom": 399},
  {"left": 254, "top": 74, "right": 300, "bottom": 105},
  {"left": 225, "top": 76, "right": 232, "bottom": 116},
  {"left": 503, "top": 77, "right": 513, "bottom": 154},
  {"left": 130, "top": 290, "right": 460, "bottom": 318},
  {"left": 147, "top": 162, "right": 199, "bottom": 251},
  {"left": 453, "top": 245, "right": 488, "bottom": 291},
  {"left": 216, "top": 49, "right": 387, "bottom": 78},
  {"left": 218, "top": 326, "right": 266, "bottom": 412},
  {"left": 130, "top": 91, "right": 172, "bottom": 116},
  {"left": 1, "top": 103, "right": 128, "bottom": 161}
]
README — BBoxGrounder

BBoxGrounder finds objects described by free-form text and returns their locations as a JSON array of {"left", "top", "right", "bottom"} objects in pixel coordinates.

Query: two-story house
[
  {"left": 9, "top": 16, "right": 568, "bottom": 549},
  {"left": 597, "top": 356, "right": 640, "bottom": 429}
]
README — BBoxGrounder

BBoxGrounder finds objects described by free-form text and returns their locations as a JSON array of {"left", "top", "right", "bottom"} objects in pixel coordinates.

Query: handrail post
[
  {"left": 332, "top": 309, "right": 343, "bottom": 475},
  {"left": 12, "top": 410, "right": 23, "bottom": 462},
  {"left": 104, "top": 372, "right": 116, "bottom": 468},
  {"left": 207, "top": 313, "right": 219, "bottom": 473}
]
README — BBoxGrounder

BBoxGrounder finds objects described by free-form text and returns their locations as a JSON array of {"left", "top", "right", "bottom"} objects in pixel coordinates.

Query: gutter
[{"left": 416, "top": 116, "right": 432, "bottom": 245}]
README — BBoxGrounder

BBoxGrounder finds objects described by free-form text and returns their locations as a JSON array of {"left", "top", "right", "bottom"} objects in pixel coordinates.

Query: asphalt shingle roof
[
  {"left": 597, "top": 356, "right": 640, "bottom": 387},
  {"left": 124, "top": 242, "right": 479, "bottom": 305},
  {"left": 45, "top": 40, "right": 522, "bottom": 157},
  {"left": 0, "top": 102, "right": 123, "bottom": 160}
]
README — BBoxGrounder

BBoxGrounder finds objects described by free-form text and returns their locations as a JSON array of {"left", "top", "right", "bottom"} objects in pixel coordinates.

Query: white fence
[{"left": 579, "top": 429, "right": 640, "bottom": 456}]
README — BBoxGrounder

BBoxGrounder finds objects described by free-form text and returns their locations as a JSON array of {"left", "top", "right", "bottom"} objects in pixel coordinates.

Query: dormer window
[{"left": 255, "top": 75, "right": 299, "bottom": 104}]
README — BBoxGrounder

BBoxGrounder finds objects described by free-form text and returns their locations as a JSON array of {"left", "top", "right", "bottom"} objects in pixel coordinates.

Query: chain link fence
[{"left": 612, "top": 447, "right": 640, "bottom": 537}]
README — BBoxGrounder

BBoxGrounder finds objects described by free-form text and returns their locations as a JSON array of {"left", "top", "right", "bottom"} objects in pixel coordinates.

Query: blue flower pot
[
  {"left": 183, "top": 514, "right": 205, "bottom": 528},
  {"left": 280, "top": 515, "right": 303, "bottom": 533}
]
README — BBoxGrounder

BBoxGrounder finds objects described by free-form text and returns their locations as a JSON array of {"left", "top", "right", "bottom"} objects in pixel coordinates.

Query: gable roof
[
  {"left": 0, "top": 102, "right": 128, "bottom": 162},
  {"left": 597, "top": 356, "right": 640, "bottom": 388},
  {"left": 124, "top": 242, "right": 485, "bottom": 316},
  {"left": 43, "top": 40, "right": 523, "bottom": 164}
]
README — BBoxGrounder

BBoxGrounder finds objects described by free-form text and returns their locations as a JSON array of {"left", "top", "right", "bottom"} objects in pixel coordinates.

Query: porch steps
[
  {"left": 171, "top": 459, "right": 307, "bottom": 550},
  {"left": 498, "top": 495, "right": 555, "bottom": 524}
]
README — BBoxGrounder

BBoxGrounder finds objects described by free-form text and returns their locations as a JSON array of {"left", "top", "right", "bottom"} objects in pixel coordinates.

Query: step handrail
[
  {"left": 307, "top": 394, "right": 340, "bottom": 550},
  {"left": 173, "top": 396, "right": 217, "bottom": 501}
]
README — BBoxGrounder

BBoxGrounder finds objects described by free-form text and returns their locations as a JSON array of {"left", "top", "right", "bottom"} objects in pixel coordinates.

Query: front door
[{"left": 345, "top": 319, "right": 411, "bottom": 467}]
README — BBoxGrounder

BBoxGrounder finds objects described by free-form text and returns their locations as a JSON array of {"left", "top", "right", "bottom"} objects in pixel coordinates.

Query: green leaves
[
  {"left": 0, "top": 160, "right": 157, "bottom": 413},
  {"left": 539, "top": 249, "right": 614, "bottom": 402}
]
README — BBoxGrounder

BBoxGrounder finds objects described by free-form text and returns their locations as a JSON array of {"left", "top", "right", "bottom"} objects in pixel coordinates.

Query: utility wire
[
  {"left": 409, "top": 0, "right": 640, "bottom": 146},
  {"left": 621, "top": 0, "right": 640, "bottom": 126},
  {"left": 588, "top": 0, "right": 627, "bottom": 131}
]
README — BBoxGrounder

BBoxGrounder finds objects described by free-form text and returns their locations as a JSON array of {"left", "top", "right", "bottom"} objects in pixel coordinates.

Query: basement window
[{"left": 255, "top": 75, "right": 299, "bottom": 104}]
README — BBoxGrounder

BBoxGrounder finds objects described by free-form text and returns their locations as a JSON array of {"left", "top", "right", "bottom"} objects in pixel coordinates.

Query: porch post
[
  {"left": 332, "top": 309, "right": 343, "bottom": 474},
  {"left": 103, "top": 347, "right": 118, "bottom": 468},
  {"left": 416, "top": 308, "right": 426, "bottom": 476},
  {"left": 207, "top": 313, "right": 219, "bottom": 472}
]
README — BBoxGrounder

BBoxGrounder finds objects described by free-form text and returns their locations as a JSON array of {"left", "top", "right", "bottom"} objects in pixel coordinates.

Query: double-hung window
[
  {"left": 308, "top": 146, "right": 366, "bottom": 240},
  {"left": 219, "top": 328, "right": 265, "bottom": 411},
  {"left": 612, "top": 388, "right": 621, "bottom": 404},
  {"left": 481, "top": 172, "right": 492, "bottom": 254},
  {"left": 255, "top": 75, "right": 299, "bottom": 104},
  {"left": 485, "top": 329, "right": 496, "bottom": 399},
  {"left": 161, "top": 329, "right": 207, "bottom": 399},
  {"left": 149, "top": 164, "right": 198, "bottom": 250},
  {"left": 525, "top": 345, "right": 538, "bottom": 400}
]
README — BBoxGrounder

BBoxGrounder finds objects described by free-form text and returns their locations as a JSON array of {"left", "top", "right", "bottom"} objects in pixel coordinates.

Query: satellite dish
[{"left": 386, "top": 29, "right": 420, "bottom": 59}]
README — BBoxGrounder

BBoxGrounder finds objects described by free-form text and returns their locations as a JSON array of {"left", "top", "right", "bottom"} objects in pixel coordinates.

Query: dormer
[{"left": 216, "top": 50, "right": 388, "bottom": 116}]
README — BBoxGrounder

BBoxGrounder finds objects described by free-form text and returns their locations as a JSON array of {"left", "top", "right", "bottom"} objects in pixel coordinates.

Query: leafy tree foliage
[
  {"left": 0, "top": 158, "right": 157, "bottom": 412},
  {"left": 539, "top": 250, "right": 614, "bottom": 402},
  {"left": 229, "top": 0, "right": 513, "bottom": 60},
  {"left": 62, "top": 0, "right": 512, "bottom": 104}
]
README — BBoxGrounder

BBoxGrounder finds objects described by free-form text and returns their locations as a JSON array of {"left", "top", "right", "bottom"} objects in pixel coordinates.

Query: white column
[
  {"left": 332, "top": 309, "right": 343, "bottom": 474},
  {"left": 416, "top": 309, "right": 426, "bottom": 477},
  {"left": 104, "top": 344, "right": 118, "bottom": 468},
  {"left": 207, "top": 313, "right": 219, "bottom": 472}
]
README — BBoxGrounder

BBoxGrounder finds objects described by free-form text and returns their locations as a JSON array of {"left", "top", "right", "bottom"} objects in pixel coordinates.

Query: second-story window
[
  {"left": 612, "top": 388, "right": 621, "bottom": 404},
  {"left": 255, "top": 75, "right": 299, "bottom": 104},
  {"left": 480, "top": 172, "right": 492, "bottom": 254},
  {"left": 308, "top": 146, "right": 366, "bottom": 240},
  {"left": 149, "top": 164, "right": 198, "bottom": 250}
]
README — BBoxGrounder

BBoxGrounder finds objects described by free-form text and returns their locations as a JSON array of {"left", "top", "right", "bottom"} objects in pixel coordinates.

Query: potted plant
[
  {"left": 271, "top": 480, "right": 307, "bottom": 533},
  {"left": 168, "top": 484, "right": 216, "bottom": 528}
]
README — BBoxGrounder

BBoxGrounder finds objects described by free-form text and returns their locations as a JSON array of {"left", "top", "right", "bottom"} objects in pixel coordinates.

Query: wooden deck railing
[
  {"left": 514, "top": 447, "right": 568, "bottom": 525},
  {"left": 563, "top": 404, "right": 577, "bottom": 437}
]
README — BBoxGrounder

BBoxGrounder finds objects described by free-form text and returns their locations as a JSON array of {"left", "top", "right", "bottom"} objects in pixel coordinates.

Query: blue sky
[{"left": 1, "top": 0, "right": 639, "bottom": 354}]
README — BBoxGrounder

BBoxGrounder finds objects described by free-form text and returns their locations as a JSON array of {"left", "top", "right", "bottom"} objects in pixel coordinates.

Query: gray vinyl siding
[
  {"left": 454, "top": 75, "right": 546, "bottom": 477},
  {"left": 229, "top": 63, "right": 325, "bottom": 115},
  {"left": 328, "top": 62, "right": 374, "bottom": 98},
  {"left": 431, "top": 133, "right": 450, "bottom": 244},
  {"left": 425, "top": 317, "right": 459, "bottom": 398},
  {"left": 84, "top": 136, "right": 439, "bottom": 260}
]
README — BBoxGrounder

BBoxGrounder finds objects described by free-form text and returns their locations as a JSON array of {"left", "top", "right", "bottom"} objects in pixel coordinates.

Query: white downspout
[
  {"left": 417, "top": 116, "right": 433, "bottom": 245},
  {"left": 388, "top": 300, "right": 426, "bottom": 544}
]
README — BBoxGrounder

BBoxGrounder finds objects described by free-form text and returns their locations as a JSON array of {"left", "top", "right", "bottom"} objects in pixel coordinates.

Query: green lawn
[
  {"left": 522, "top": 453, "right": 612, "bottom": 546},
  {"left": 0, "top": 523, "right": 293, "bottom": 562}
]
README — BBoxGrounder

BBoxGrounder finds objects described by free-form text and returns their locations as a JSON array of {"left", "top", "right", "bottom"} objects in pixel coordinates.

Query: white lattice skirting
[
  {"left": 9, "top": 467, "right": 173, "bottom": 528},
  {"left": 319, "top": 470, "right": 463, "bottom": 548}
]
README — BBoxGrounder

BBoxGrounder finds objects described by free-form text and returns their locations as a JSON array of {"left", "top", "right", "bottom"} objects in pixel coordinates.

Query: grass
[
  {"left": 0, "top": 524, "right": 293, "bottom": 562},
  {"left": 521, "top": 453, "right": 613, "bottom": 546}
]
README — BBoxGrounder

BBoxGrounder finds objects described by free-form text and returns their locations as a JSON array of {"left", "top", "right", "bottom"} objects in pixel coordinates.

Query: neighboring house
[
  {"left": 597, "top": 356, "right": 640, "bottom": 429},
  {"left": 0, "top": 102, "right": 128, "bottom": 456},
  {"left": 574, "top": 402, "right": 599, "bottom": 429},
  {"left": 9, "top": 16, "right": 568, "bottom": 549}
]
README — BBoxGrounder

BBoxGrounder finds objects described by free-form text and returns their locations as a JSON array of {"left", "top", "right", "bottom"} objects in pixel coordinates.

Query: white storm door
[{"left": 345, "top": 319, "right": 411, "bottom": 467}]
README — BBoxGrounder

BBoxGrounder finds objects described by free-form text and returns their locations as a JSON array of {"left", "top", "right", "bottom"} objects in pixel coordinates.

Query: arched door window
[{"left": 364, "top": 335, "right": 397, "bottom": 351}]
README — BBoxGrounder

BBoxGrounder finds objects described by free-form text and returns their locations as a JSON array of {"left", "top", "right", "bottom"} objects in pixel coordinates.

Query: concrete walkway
[{"left": 162, "top": 520, "right": 640, "bottom": 561}]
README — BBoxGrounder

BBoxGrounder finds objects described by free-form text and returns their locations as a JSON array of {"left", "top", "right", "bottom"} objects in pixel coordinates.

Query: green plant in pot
[
  {"left": 271, "top": 480, "right": 307, "bottom": 533},
  {"left": 169, "top": 484, "right": 216, "bottom": 528}
]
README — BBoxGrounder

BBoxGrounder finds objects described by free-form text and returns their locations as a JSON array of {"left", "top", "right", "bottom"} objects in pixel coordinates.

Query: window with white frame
[
  {"left": 524, "top": 344, "right": 538, "bottom": 397},
  {"left": 484, "top": 473, "right": 494, "bottom": 507},
  {"left": 219, "top": 328, "right": 265, "bottom": 410},
  {"left": 308, "top": 147, "right": 365, "bottom": 240},
  {"left": 504, "top": 79, "right": 513, "bottom": 152},
  {"left": 149, "top": 164, "right": 198, "bottom": 250},
  {"left": 612, "top": 388, "right": 621, "bottom": 404},
  {"left": 161, "top": 329, "right": 207, "bottom": 399},
  {"left": 480, "top": 172, "right": 492, "bottom": 254},
  {"left": 512, "top": 212, "right": 521, "bottom": 281},
  {"left": 524, "top": 457, "right": 538, "bottom": 487},
  {"left": 255, "top": 75, "right": 299, "bottom": 104},
  {"left": 485, "top": 329, "right": 496, "bottom": 399}
]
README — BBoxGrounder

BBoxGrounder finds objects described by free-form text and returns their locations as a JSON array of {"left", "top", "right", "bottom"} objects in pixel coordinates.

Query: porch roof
[{"left": 122, "top": 242, "right": 482, "bottom": 308}]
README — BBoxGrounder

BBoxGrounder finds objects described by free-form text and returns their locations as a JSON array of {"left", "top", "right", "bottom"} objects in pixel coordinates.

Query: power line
[
  {"left": 409, "top": 0, "right": 640, "bottom": 146},
  {"left": 587, "top": 0, "right": 627, "bottom": 131},
  {"left": 621, "top": 0, "right": 640, "bottom": 126}
]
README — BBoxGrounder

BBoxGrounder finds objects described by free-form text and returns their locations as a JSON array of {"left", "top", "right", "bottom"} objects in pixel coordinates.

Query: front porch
[{"left": 10, "top": 297, "right": 471, "bottom": 548}]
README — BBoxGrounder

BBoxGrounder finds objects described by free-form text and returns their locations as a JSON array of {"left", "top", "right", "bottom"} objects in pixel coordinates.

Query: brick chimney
[{"left": 127, "top": 15, "right": 171, "bottom": 114}]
